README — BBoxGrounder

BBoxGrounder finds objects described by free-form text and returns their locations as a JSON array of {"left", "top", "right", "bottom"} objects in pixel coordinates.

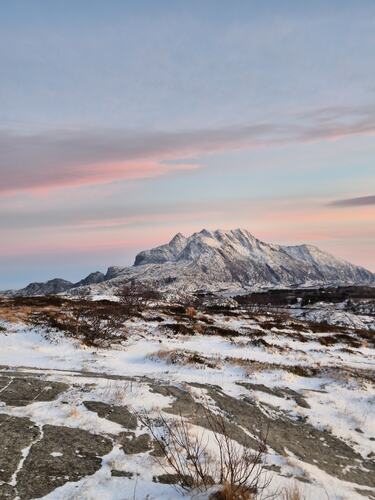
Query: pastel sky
[{"left": 1, "top": 0, "right": 374, "bottom": 289}]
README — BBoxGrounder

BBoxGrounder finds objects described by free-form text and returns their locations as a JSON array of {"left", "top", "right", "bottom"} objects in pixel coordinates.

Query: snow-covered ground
[{"left": 0, "top": 303, "right": 374, "bottom": 500}]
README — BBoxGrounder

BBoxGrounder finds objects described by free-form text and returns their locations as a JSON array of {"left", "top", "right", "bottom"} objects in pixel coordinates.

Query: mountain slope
[
  {"left": 282, "top": 244, "right": 373, "bottom": 284},
  {"left": 90, "top": 229, "right": 374, "bottom": 295},
  {"left": 7, "top": 272, "right": 105, "bottom": 297},
  {"left": 13, "top": 278, "right": 75, "bottom": 296},
  {"left": 8, "top": 229, "right": 374, "bottom": 296}
]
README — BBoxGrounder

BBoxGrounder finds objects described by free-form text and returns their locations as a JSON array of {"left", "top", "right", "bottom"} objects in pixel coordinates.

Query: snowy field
[{"left": 0, "top": 297, "right": 374, "bottom": 500}]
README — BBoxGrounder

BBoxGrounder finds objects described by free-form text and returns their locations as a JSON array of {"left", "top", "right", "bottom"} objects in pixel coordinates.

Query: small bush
[
  {"left": 68, "top": 300, "right": 125, "bottom": 347},
  {"left": 116, "top": 282, "right": 160, "bottom": 316},
  {"left": 137, "top": 406, "right": 269, "bottom": 497}
]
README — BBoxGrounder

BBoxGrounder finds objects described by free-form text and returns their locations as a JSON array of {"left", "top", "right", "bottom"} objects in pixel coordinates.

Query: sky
[{"left": 0, "top": 0, "right": 374, "bottom": 289}]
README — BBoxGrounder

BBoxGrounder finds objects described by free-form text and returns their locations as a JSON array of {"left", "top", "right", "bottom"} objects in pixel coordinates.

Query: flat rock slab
[
  {"left": 0, "top": 376, "right": 69, "bottom": 406},
  {"left": 206, "top": 386, "right": 375, "bottom": 488},
  {"left": 0, "top": 483, "right": 16, "bottom": 499},
  {"left": 0, "top": 377, "right": 11, "bottom": 391},
  {"left": 0, "top": 414, "right": 39, "bottom": 484},
  {"left": 153, "top": 473, "right": 194, "bottom": 487},
  {"left": 16, "top": 424, "right": 113, "bottom": 499},
  {"left": 239, "top": 382, "right": 311, "bottom": 408},
  {"left": 152, "top": 382, "right": 375, "bottom": 488},
  {"left": 83, "top": 400, "right": 137, "bottom": 429},
  {"left": 150, "top": 383, "right": 259, "bottom": 450},
  {"left": 119, "top": 431, "right": 151, "bottom": 454},
  {"left": 111, "top": 470, "right": 134, "bottom": 478}
]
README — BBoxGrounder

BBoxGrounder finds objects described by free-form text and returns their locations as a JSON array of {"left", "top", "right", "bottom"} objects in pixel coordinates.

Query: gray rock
[
  {"left": 239, "top": 382, "right": 311, "bottom": 409},
  {"left": 111, "top": 470, "right": 134, "bottom": 478},
  {"left": 16, "top": 425, "right": 113, "bottom": 499},
  {"left": 150, "top": 381, "right": 375, "bottom": 488},
  {"left": 207, "top": 386, "right": 375, "bottom": 488},
  {"left": 83, "top": 401, "right": 137, "bottom": 429},
  {"left": 13, "top": 278, "right": 74, "bottom": 296},
  {"left": 0, "top": 414, "right": 39, "bottom": 484},
  {"left": 153, "top": 473, "right": 194, "bottom": 487},
  {"left": 119, "top": 432, "right": 151, "bottom": 454},
  {"left": 74, "top": 271, "right": 106, "bottom": 288},
  {"left": 0, "top": 376, "right": 68, "bottom": 406}
]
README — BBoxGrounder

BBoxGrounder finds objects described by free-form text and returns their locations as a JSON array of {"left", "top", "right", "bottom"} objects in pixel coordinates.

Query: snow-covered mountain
[
  {"left": 7, "top": 229, "right": 374, "bottom": 296},
  {"left": 12, "top": 278, "right": 75, "bottom": 296},
  {"left": 86, "top": 229, "right": 375, "bottom": 294},
  {"left": 5, "top": 273, "right": 106, "bottom": 297}
]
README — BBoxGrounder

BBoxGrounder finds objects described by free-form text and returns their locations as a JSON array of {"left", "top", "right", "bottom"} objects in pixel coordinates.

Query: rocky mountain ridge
[{"left": 5, "top": 229, "right": 374, "bottom": 296}]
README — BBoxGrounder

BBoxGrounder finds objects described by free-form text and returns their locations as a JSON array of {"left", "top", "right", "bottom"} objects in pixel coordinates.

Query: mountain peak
[
  {"left": 169, "top": 232, "right": 186, "bottom": 244},
  {"left": 190, "top": 228, "right": 258, "bottom": 243},
  {"left": 131, "top": 228, "right": 374, "bottom": 290},
  {"left": 11, "top": 228, "right": 374, "bottom": 297}
]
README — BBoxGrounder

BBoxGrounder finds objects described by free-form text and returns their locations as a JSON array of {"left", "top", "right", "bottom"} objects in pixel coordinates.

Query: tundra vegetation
[{"left": 0, "top": 285, "right": 374, "bottom": 499}]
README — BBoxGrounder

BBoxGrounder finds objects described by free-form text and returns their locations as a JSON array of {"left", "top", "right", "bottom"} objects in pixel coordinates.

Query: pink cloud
[
  {"left": 1, "top": 159, "right": 201, "bottom": 196},
  {"left": 1, "top": 105, "right": 374, "bottom": 194},
  {"left": 1, "top": 198, "right": 374, "bottom": 270}
]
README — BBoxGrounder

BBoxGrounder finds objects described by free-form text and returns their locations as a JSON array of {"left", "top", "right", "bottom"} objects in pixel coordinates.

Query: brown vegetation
[
  {"left": 0, "top": 295, "right": 126, "bottom": 347},
  {"left": 280, "top": 484, "right": 306, "bottom": 500},
  {"left": 116, "top": 282, "right": 160, "bottom": 315},
  {"left": 137, "top": 406, "right": 269, "bottom": 497}
]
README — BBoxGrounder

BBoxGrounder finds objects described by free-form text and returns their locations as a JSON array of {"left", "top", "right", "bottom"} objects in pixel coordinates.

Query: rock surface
[
  {"left": 16, "top": 425, "right": 112, "bottom": 499},
  {"left": 83, "top": 400, "right": 137, "bottom": 429},
  {"left": 0, "top": 376, "right": 68, "bottom": 406}
]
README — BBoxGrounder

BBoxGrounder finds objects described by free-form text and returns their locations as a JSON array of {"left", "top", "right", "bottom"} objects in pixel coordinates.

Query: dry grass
[
  {"left": 212, "top": 482, "right": 255, "bottom": 499},
  {"left": 149, "top": 349, "right": 322, "bottom": 379},
  {"left": 149, "top": 349, "right": 222, "bottom": 369},
  {"left": 185, "top": 306, "right": 197, "bottom": 318},
  {"left": 0, "top": 296, "right": 129, "bottom": 348},
  {"left": 0, "top": 296, "right": 127, "bottom": 338},
  {"left": 69, "top": 406, "right": 81, "bottom": 418},
  {"left": 225, "top": 356, "right": 320, "bottom": 378},
  {"left": 0, "top": 298, "right": 64, "bottom": 324},
  {"left": 100, "top": 380, "right": 137, "bottom": 404},
  {"left": 280, "top": 484, "right": 306, "bottom": 500},
  {"left": 0, "top": 297, "right": 73, "bottom": 330}
]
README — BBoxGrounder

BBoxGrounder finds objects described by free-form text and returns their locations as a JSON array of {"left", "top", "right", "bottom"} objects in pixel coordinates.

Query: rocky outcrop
[{"left": 12, "top": 278, "right": 74, "bottom": 297}]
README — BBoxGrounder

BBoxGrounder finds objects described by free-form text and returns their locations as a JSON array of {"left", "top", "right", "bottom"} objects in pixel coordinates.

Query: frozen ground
[{"left": 0, "top": 299, "right": 374, "bottom": 500}]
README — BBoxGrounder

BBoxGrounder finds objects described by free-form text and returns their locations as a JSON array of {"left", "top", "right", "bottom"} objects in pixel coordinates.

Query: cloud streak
[
  {"left": 1, "top": 105, "right": 374, "bottom": 194},
  {"left": 329, "top": 195, "right": 375, "bottom": 207}
]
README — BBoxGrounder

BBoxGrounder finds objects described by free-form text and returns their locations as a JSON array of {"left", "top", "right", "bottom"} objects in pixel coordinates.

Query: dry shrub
[
  {"left": 149, "top": 349, "right": 221, "bottom": 369},
  {"left": 67, "top": 299, "right": 125, "bottom": 347},
  {"left": 0, "top": 295, "right": 127, "bottom": 348},
  {"left": 137, "top": 407, "right": 269, "bottom": 498},
  {"left": 212, "top": 481, "right": 255, "bottom": 499},
  {"left": 162, "top": 322, "right": 195, "bottom": 336},
  {"left": 280, "top": 484, "right": 305, "bottom": 500},
  {"left": 185, "top": 306, "right": 197, "bottom": 318},
  {"left": 116, "top": 282, "right": 160, "bottom": 315},
  {"left": 194, "top": 322, "right": 205, "bottom": 335}
]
